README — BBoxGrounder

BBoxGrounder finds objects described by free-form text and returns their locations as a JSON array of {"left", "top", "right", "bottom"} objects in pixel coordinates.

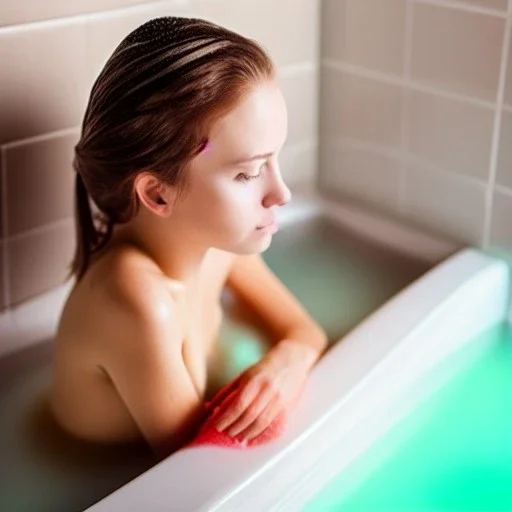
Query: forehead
[{"left": 204, "top": 82, "right": 288, "bottom": 164}]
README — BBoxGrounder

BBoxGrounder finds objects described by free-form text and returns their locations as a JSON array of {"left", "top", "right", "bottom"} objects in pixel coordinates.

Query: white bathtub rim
[
  {"left": 268, "top": 263, "right": 510, "bottom": 510},
  {"left": 204, "top": 247, "right": 510, "bottom": 511}
]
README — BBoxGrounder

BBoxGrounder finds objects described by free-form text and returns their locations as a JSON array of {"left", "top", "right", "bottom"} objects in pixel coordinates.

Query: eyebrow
[{"left": 228, "top": 152, "right": 274, "bottom": 166}]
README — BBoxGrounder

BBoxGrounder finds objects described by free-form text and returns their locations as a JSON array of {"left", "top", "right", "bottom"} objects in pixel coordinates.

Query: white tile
[
  {"left": 0, "top": 22, "right": 88, "bottom": 144},
  {"left": 450, "top": 0, "right": 508, "bottom": 11},
  {"left": 8, "top": 220, "right": 75, "bottom": 307},
  {"left": 497, "top": 110, "right": 512, "bottom": 190},
  {"left": 5, "top": 132, "right": 78, "bottom": 235},
  {"left": 85, "top": 1, "right": 191, "bottom": 85},
  {"left": 411, "top": 3, "right": 505, "bottom": 101},
  {"left": 320, "top": 142, "right": 402, "bottom": 213},
  {"left": 490, "top": 188, "right": 512, "bottom": 252},
  {"left": 403, "top": 163, "right": 486, "bottom": 244},
  {"left": 279, "top": 143, "right": 318, "bottom": 187},
  {"left": 193, "top": 0, "right": 320, "bottom": 68},
  {"left": 504, "top": 32, "right": 512, "bottom": 108},
  {"left": 0, "top": 0, "right": 161, "bottom": 27},
  {"left": 278, "top": 70, "right": 319, "bottom": 146},
  {"left": 320, "top": 68, "right": 403, "bottom": 148},
  {"left": 322, "top": 0, "right": 406, "bottom": 75},
  {"left": 408, "top": 90, "right": 494, "bottom": 180},
  {"left": 0, "top": 242, "right": 5, "bottom": 311}
]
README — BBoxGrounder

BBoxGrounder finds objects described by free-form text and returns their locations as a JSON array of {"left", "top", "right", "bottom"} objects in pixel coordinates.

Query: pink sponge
[{"left": 184, "top": 379, "right": 300, "bottom": 449}]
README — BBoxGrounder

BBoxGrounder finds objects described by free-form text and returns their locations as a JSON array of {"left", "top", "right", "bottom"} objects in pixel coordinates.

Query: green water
[{"left": 304, "top": 322, "right": 512, "bottom": 512}]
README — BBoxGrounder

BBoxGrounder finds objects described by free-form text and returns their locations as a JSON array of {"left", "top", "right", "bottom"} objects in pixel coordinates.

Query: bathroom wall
[
  {"left": 0, "top": 0, "right": 320, "bottom": 312},
  {"left": 320, "top": 0, "right": 512, "bottom": 265}
]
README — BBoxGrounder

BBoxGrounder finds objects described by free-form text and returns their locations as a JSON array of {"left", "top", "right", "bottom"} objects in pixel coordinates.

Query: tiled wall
[
  {"left": 319, "top": 0, "right": 512, "bottom": 259},
  {"left": 0, "top": 0, "right": 320, "bottom": 311},
  {"left": 3, "top": 0, "right": 511, "bottom": 318}
]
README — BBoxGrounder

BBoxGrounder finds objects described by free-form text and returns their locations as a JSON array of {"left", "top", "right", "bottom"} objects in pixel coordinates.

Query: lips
[{"left": 257, "top": 219, "right": 276, "bottom": 229}]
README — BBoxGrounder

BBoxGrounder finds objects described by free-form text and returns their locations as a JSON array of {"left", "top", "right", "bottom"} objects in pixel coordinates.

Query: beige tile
[
  {"left": 193, "top": 0, "right": 320, "bottom": 68},
  {"left": 0, "top": 152, "right": 3, "bottom": 239},
  {"left": 279, "top": 144, "right": 318, "bottom": 187},
  {"left": 490, "top": 188, "right": 512, "bottom": 252},
  {"left": 505, "top": 32, "right": 512, "bottom": 108},
  {"left": 319, "top": 142, "right": 402, "bottom": 213},
  {"left": 0, "top": 242, "right": 5, "bottom": 311},
  {"left": 497, "top": 110, "right": 512, "bottom": 189},
  {"left": 403, "top": 163, "right": 486, "bottom": 244},
  {"left": 456, "top": 0, "right": 508, "bottom": 10},
  {"left": 85, "top": 1, "right": 191, "bottom": 85},
  {"left": 8, "top": 220, "right": 75, "bottom": 307},
  {"left": 320, "top": 69, "right": 403, "bottom": 148},
  {"left": 322, "top": 0, "right": 406, "bottom": 75},
  {"left": 5, "top": 132, "right": 78, "bottom": 236},
  {"left": 278, "top": 70, "right": 319, "bottom": 147},
  {"left": 411, "top": 3, "right": 504, "bottom": 101},
  {"left": 0, "top": 22, "right": 88, "bottom": 145},
  {"left": 408, "top": 90, "right": 494, "bottom": 180},
  {"left": 0, "top": 0, "right": 161, "bottom": 27}
]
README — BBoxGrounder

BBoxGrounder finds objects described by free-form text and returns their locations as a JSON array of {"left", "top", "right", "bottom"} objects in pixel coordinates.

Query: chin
[{"left": 224, "top": 237, "right": 273, "bottom": 256}]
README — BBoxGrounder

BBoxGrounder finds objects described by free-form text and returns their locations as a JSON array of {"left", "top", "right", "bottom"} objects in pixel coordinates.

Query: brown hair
[{"left": 69, "top": 16, "right": 275, "bottom": 282}]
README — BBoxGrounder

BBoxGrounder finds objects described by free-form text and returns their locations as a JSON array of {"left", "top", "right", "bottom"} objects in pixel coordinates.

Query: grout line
[
  {"left": 322, "top": 59, "right": 404, "bottom": 87},
  {"left": 6, "top": 218, "right": 73, "bottom": 243},
  {"left": 315, "top": 0, "right": 323, "bottom": 193},
  {"left": 399, "top": 0, "right": 415, "bottom": 214},
  {"left": 2, "top": 126, "right": 80, "bottom": 150},
  {"left": 0, "top": 0, "right": 189, "bottom": 33},
  {"left": 483, "top": 11, "right": 511, "bottom": 248},
  {"left": 330, "top": 137, "right": 404, "bottom": 161},
  {"left": 405, "top": 154, "right": 488, "bottom": 190},
  {"left": 279, "top": 62, "right": 318, "bottom": 79},
  {"left": 322, "top": 59, "right": 497, "bottom": 110},
  {"left": 283, "top": 139, "right": 318, "bottom": 155},
  {"left": 414, "top": 0, "right": 508, "bottom": 18},
  {"left": 1, "top": 148, "right": 10, "bottom": 309},
  {"left": 495, "top": 183, "right": 512, "bottom": 198},
  {"left": 0, "top": 0, "right": 505, "bottom": 34},
  {"left": 327, "top": 136, "right": 488, "bottom": 189}
]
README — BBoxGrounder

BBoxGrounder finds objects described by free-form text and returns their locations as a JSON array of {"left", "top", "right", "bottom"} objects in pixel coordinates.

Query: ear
[{"left": 134, "top": 172, "right": 175, "bottom": 217}]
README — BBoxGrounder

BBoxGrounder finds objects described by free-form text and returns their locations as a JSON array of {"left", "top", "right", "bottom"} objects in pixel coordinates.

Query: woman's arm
[
  {"left": 226, "top": 253, "right": 328, "bottom": 368},
  {"left": 100, "top": 277, "right": 205, "bottom": 460}
]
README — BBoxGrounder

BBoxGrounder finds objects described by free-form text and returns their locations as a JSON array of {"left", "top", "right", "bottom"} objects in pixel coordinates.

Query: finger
[
  {"left": 206, "top": 375, "right": 243, "bottom": 413},
  {"left": 241, "top": 394, "right": 282, "bottom": 441},
  {"left": 215, "top": 378, "right": 260, "bottom": 432},
  {"left": 227, "top": 382, "right": 275, "bottom": 437},
  {"left": 209, "top": 387, "right": 239, "bottom": 422}
]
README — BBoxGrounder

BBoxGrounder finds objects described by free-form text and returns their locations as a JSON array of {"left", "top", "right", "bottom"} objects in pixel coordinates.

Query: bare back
[{"left": 49, "top": 243, "right": 237, "bottom": 447}]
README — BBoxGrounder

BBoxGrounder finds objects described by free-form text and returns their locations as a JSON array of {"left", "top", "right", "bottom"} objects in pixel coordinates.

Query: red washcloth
[{"left": 185, "top": 379, "right": 302, "bottom": 449}]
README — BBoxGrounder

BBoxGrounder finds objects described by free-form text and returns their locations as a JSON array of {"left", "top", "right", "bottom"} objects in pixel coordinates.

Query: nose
[{"left": 262, "top": 168, "right": 292, "bottom": 209}]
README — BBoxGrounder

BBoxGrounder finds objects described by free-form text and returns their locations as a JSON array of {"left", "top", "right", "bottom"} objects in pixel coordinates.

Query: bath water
[{"left": 304, "top": 322, "right": 512, "bottom": 511}]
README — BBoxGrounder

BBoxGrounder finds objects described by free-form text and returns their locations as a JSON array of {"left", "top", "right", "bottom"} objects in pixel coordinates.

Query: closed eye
[
  {"left": 235, "top": 172, "right": 261, "bottom": 183},
  {"left": 234, "top": 161, "right": 268, "bottom": 183}
]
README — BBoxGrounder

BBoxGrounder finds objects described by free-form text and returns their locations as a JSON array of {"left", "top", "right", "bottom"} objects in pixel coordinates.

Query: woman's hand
[{"left": 213, "top": 340, "right": 317, "bottom": 442}]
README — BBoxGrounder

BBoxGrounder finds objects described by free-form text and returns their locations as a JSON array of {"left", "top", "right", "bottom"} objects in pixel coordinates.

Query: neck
[{"left": 110, "top": 209, "right": 210, "bottom": 291}]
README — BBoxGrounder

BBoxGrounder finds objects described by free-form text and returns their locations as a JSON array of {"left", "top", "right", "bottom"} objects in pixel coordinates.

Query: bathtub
[{"left": 1, "top": 191, "right": 508, "bottom": 511}]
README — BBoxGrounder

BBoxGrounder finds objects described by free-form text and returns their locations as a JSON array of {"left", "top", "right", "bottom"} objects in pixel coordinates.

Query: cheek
[
  {"left": 206, "top": 182, "right": 259, "bottom": 231},
  {"left": 182, "top": 175, "right": 261, "bottom": 236}
]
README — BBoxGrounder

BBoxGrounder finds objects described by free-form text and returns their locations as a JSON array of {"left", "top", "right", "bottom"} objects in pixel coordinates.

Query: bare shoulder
[
  {"left": 64, "top": 247, "right": 204, "bottom": 457},
  {"left": 62, "top": 245, "right": 181, "bottom": 349},
  {"left": 108, "top": 248, "right": 181, "bottom": 325}
]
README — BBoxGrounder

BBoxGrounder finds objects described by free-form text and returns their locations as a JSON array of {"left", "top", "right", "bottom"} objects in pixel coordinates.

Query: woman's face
[{"left": 171, "top": 80, "right": 291, "bottom": 255}]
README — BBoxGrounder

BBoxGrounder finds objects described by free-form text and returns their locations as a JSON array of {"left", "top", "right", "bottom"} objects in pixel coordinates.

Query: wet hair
[{"left": 69, "top": 16, "right": 275, "bottom": 282}]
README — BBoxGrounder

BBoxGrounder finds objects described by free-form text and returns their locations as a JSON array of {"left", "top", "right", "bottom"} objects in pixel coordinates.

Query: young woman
[{"left": 49, "top": 16, "right": 328, "bottom": 460}]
